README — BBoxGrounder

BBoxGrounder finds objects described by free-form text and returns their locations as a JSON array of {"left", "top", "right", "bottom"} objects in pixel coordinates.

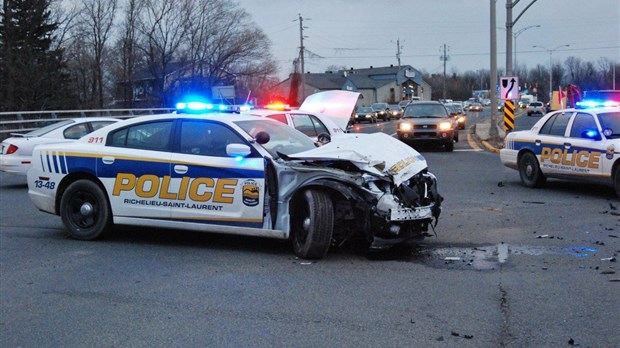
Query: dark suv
[{"left": 396, "top": 101, "right": 458, "bottom": 151}]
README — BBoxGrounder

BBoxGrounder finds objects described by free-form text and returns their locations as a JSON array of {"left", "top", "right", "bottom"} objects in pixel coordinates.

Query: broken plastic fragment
[
  {"left": 600, "top": 257, "right": 617, "bottom": 262},
  {"left": 445, "top": 257, "right": 461, "bottom": 261}
]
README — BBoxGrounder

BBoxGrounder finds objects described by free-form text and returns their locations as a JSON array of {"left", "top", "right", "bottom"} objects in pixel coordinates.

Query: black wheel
[
  {"left": 518, "top": 152, "right": 546, "bottom": 188},
  {"left": 291, "top": 189, "right": 334, "bottom": 259},
  {"left": 445, "top": 141, "right": 454, "bottom": 152},
  {"left": 614, "top": 166, "right": 620, "bottom": 198},
  {"left": 60, "top": 179, "right": 112, "bottom": 240}
]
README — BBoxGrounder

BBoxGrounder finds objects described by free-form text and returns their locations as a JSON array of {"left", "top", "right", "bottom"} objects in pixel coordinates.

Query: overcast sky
[{"left": 235, "top": 0, "right": 620, "bottom": 79}]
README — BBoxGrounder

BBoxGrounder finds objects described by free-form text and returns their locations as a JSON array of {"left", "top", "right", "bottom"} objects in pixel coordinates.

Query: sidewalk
[{"left": 472, "top": 121, "right": 505, "bottom": 153}]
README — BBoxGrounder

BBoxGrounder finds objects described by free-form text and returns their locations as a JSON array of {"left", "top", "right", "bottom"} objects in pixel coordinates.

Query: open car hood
[
  {"left": 299, "top": 90, "right": 360, "bottom": 131},
  {"left": 288, "top": 133, "right": 427, "bottom": 186}
]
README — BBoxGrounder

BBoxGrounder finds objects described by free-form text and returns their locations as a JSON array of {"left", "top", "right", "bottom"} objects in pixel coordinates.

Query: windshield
[
  {"left": 371, "top": 103, "right": 387, "bottom": 110},
  {"left": 234, "top": 119, "right": 317, "bottom": 157},
  {"left": 403, "top": 104, "right": 448, "bottom": 118},
  {"left": 25, "top": 119, "right": 75, "bottom": 137},
  {"left": 597, "top": 112, "right": 620, "bottom": 138},
  {"left": 358, "top": 107, "right": 373, "bottom": 113}
]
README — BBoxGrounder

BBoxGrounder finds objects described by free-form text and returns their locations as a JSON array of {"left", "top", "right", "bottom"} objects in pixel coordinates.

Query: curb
[{"left": 471, "top": 124, "right": 503, "bottom": 154}]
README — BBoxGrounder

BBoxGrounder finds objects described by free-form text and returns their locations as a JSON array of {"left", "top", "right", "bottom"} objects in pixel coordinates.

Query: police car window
[
  {"left": 266, "top": 114, "right": 288, "bottom": 124},
  {"left": 179, "top": 120, "right": 247, "bottom": 157},
  {"left": 570, "top": 113, "right": 598, "bottom": 138},
  {"left": 91, "top": 121, "right": 116, "bottom": 131},
  {"left": 291, "top": 114, "right": 317, "bottom": 137},
  {"left": 597, "top": 112, "right": 620, "bottom": 139},
  {"left": 110, "top": 121, "right": 172, "bottom": 151},
  {"left": 540, "top": 112, "right": 571, "bottom": 136},
  {"left": 310, "top": 115, "right": 329, "bottom": 135},
  {"left": 63, "top": 123, "right": 90, "bottom": 139}
]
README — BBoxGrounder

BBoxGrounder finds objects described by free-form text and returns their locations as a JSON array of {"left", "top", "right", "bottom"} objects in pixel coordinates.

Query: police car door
[
  {"left": 535, "top": 111, "right": 573, "bottom": 176},
  {"left": 170, "top": 119, "right": 265, "bottom": 228},
  {"left": 101, "top": 120, "right": 174, "bottom": 219},
  {"left": 562, "top": 112, "right": 605, "bottom": 177}
]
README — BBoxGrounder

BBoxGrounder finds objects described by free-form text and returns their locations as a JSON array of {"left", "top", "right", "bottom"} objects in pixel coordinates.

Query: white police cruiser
[
  {"left": 27, "top": 106, "right": 442, "bottom": 259},
  {"left": 500, "top": 101, "right": 620, "bottom": 197}
]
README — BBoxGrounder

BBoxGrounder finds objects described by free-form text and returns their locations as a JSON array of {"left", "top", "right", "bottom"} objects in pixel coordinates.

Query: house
[{"left": 270, "top": 65, "right": 431, "bottom": 106}]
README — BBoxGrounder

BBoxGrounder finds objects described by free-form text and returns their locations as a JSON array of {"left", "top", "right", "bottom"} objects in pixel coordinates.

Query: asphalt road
[{"left": 1, "top": 112, "right": 619, "bottom": 347}]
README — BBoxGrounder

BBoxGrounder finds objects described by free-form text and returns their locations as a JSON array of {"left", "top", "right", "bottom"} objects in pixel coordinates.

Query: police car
[
  {"left": 243, "top": 91, "right": 358, "bottom": 143},
  {"left": 27, "top": 108, "right": 442, "bottom": 259},
  {"left": 500, "top": 101, "right": 620, "bottom": 197}
]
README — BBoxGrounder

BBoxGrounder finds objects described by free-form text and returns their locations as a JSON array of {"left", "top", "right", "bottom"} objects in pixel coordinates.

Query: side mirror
[
  {"left": 226, "top": 143, "right": 252, "bottom": 157},
  {"left": 254, "top": 131, "right": 270, "bottom": 145},
  {"left": 317, "top": 132, "right": 331, "bottom": 145}
]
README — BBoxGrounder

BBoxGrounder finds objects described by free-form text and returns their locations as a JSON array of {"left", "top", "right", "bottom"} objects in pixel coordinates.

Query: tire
[
  {"left": 60, "top": 179, "right": 112, "bottom": 240},
  {"left": 291, "top": 189, "right": 334, "bottom": 259},
  {"left": 518, "top": 152, "right": 546, "bottom": 188},
  {"left": 614, "top": 166, "right": 620, "bottom": 198},
  {"left": 445, "top": 141, "right": 454, "bottom": 152}
]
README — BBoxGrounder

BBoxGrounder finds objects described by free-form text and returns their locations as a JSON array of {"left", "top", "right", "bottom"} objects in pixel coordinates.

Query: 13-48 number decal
[{"left": 34, "top": 180, "right": 55, "bottom": 190}]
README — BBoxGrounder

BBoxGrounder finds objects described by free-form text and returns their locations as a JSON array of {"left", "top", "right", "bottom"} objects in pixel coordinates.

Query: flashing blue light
[
  {"left": 234, "top": 156, "right": 244, "bottom": 162},
  {"left": 239, "top": 104, "right": 251, "bottom": 111},
  {"left": 576, "top": 99, "right": 620, "bottom": 109},
  {"left": 585, "top": 130, "right": 597, "bottom": 138}
]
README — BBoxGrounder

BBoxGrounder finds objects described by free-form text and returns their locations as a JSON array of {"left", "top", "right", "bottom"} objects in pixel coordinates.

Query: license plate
[{"left": 390, "top": 205, "right": 433, "bottom": 221}]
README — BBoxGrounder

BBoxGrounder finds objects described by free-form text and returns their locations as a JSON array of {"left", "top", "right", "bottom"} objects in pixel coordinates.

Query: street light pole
[
  {"left": 513, "top": 25, "right": 540, "bottom": 68},
  {"left": 533, "top": 44, "right": 570, "bottom": 102},
  {"left": 505, "top": 0, "right": 539, "bottom": 76}
]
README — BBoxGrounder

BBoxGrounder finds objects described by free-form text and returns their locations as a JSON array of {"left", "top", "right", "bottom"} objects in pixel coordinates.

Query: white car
[
  {"left": 244, "top": 90, "right": 357, "bottom": 142},
  {"left": 1, "top": 117, "right": 119, "bottom": 175},
  {"left": 500, "top": 105, "right": 620, "bottom": 196},
  {"left": 27, "top": 112, "right": 443, "bottom": 259}
]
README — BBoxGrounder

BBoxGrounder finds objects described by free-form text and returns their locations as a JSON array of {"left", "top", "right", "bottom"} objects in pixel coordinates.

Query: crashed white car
[
  {"left": 27, "top": 112, "right": 442, "bottom": 259},
  {"left": 243, "top": 90, "right": 358, "bottom": 143}
]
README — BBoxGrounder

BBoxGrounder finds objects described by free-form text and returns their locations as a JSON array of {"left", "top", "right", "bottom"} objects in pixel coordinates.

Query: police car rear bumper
[{"left": 500, "top": 149, "right": 518, "bottom": 170}]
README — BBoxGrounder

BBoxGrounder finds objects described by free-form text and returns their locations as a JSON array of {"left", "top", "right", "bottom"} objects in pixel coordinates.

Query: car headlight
[
  {"left": 438, "top": 121, "right": 453, "bottom": 131},
  {"left": 399, "top": 123, "right": 413, "bottom": 131}
]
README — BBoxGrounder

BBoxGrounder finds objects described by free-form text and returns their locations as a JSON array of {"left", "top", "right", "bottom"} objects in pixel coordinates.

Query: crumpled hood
[
  {"left": 299, "top": 90, "right": 360, "bottom": 131},
  {"left": 288, "top": 133, "right": 428, "bottom": 186}
]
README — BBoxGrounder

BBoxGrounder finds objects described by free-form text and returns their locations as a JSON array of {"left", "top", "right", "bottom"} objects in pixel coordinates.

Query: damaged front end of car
[{"left": 268, "top": 133, "right": 443, "bottom": 257}]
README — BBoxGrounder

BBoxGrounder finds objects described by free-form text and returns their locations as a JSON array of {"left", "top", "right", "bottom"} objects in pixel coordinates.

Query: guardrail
[{"left": 0, "top": 108, "right": 176, "bottom": 142}]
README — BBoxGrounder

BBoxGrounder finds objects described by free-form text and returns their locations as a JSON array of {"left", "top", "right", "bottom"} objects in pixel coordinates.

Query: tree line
[
  {"left": 1, "top": 0, "right": 278, "bottom": 111},
  {"left": 425, "top": 56, "right": 618, "bottom": 103},
  {"left": 1, "top": 0, "right": 617, "bottom": 112}
]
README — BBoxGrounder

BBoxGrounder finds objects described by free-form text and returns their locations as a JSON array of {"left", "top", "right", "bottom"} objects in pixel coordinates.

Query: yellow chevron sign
[{"left": 504, "top": 100, "right": 515, "bottom": 132}]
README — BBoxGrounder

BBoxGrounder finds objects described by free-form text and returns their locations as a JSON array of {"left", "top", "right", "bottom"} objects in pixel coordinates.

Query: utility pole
[
  {"left": 396, "top": 38, "right": 402, "bottom": 69},
  {"left": 297, "top": 13, "right": 307, "bottom": 103},
  {"left": 489, "top": 0, "right": 498, "bottom": 139},
  {"left": 505, "top": 0, "right": 539, "bottom": 76},
  {"left": 440, "top": 44, "right": 449, "bottom": 99}
]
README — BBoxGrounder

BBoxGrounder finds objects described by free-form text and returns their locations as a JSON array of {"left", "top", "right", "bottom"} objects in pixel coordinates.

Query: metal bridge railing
[{"left": 0, "top": 108, "right": 176, "bottom": 141}]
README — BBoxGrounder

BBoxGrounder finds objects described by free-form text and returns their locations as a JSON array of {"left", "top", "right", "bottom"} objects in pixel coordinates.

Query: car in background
[
  {"left": 446, "top": 103, "right": 466, "bottom": 129},
  {"left": 468, "top": 102, "right": 483, "bottom": 112},
  {"left": 518, "top": 100, "right": 531, "bottom": 109},
  {"left": 371, "top": 102, "right": 390, "bottom": 121},
  {"left": 0, "top": 117, "right": 119, "bottom": 175},
  {"left": 500, "top": 104, "right": 620, "bottom": 197},
  {"left": 27, "top": 111, "right": 443, "bottom": 259},
  {"left": 388, "top": 104, "right": 402, "bottom": 120},
  {"left": 396, "top": 101, "right": 458, "bottom": 151},
  {"left": 526, "top": 101, "right": 546, "bottom": 116},
  {"left": 353, "top": 106, "right": 377, "bottom": 123},
  {"left": 398, "top": 100, "right": 411, "bottom": 110},
  {"left": 245, "top": 90, "right": 359, "bottom": 142}
]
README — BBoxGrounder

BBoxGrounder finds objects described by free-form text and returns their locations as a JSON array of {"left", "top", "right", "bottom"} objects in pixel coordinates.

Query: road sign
[
  {"left": 504, "top": 100, "right": 515, "bottom": 132},
  {"left": 500, "top": 76, "right": 519, "bottom": 100}
]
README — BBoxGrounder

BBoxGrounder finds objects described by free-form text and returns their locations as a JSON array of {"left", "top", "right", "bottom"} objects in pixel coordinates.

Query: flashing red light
[{"left": 6, "top": 144, "right": 18, "bottom": 154}]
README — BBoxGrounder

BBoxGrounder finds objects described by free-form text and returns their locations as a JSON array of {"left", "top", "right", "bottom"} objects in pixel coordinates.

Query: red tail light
[{"left": 6, "top": 144, "right": 18, "bottom": 154}]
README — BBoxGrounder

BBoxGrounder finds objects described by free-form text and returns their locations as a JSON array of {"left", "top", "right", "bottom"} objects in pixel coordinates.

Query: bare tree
[
  {"left": 112, "top": 0, "right": 143, "bottom": 108},
  {"left": 76, "top": 0, "right": 118, "bottom": 108},
  {"left": 137, "top": 0, "right": 189, "bottom": 106},
  {"left": 181, "top": 0, "right": 276, "bottom": 101}
]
